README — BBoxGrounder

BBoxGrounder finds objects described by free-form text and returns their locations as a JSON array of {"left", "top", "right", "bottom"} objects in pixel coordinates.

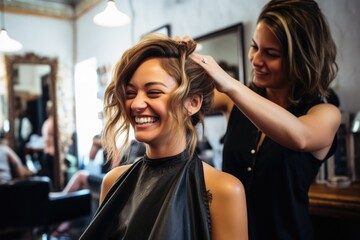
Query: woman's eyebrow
[
  {"left": 144, "top": 82, "right": 168, "bottom": 88},
  {"left": 252, "top": 39, "right": 281, "bottom": 52},
  {"left": 126, "top": 81, "right": 169, "bottom": 88}
]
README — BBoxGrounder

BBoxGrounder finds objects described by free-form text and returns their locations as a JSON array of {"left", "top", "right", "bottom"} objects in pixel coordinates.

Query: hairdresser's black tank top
[{"left": 223, "top": 95, "right": 337, "bottom": 240}]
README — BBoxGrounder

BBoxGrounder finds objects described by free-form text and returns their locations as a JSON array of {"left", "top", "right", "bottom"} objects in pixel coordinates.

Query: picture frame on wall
[{"left": 142, "top": 24, "right": 172, "bottom": 38}]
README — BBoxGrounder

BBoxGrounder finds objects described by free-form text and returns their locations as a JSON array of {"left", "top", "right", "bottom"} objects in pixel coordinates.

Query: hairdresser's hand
[
  {"left": 173, "top": 36, "right": 239, "bottom": 94},
  {"left": 191, "top": 52, "right": 239, "bottom": 94}
]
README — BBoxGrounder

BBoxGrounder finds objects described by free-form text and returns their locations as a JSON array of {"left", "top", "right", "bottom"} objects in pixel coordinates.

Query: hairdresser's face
[
  {"left": 248, "top": 21, "right": 286, "bottom": 89},
  {"left": 125, "top": 58, "right": 180, "bottom": 148}
]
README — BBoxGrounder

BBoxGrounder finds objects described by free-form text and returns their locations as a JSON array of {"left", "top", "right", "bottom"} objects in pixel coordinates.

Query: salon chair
[
  {"left": 0, "top": 176, "right": 92, "bottom": 239},
  {"left": 87, "top": 173, "right": 105, "bottom": 207}
]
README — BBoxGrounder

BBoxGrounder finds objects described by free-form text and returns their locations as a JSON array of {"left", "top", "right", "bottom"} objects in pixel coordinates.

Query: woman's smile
[
  {"left": 134, "top": 116, "right": 159, "bottom": 125},
  {"left": 254, "top": 69, "right": 269, "bottom": 78}
]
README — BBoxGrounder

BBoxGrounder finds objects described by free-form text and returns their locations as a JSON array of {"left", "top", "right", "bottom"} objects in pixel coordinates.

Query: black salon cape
[{"left": 80, "top": 151, "right": 212, "bottom": 240}]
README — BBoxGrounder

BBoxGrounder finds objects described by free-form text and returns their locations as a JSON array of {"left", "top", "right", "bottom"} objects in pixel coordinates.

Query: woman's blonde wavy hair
[
  {"left": 249, "top": 0, "right": 338, "bottom": 105},
  {"left": 102, "top": 34, "right": 214, "bottom": 167}
]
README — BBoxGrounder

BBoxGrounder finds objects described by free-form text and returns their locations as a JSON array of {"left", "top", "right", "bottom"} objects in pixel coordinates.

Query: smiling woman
[{"left": 79, "top": 33, "right": 248, "bottom": 240}]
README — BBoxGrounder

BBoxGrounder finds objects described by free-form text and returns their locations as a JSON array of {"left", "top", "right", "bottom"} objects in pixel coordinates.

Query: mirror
[
  {"left": 195, "top": 23, "right": 246, "bottom": 84},
  {"left": 194, "top": 23, "right": 246, "bottom": 170},
  {"left": 4, "top": 52, "right": 62, "bottom": 190}
]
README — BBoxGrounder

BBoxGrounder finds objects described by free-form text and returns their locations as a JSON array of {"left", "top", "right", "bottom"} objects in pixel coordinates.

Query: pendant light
[
  {"left": 0, "top": 0, "right": 22, "bottom": 52},
  {"left": 93, "top": 0, "right": 130, "bottom": 27}
]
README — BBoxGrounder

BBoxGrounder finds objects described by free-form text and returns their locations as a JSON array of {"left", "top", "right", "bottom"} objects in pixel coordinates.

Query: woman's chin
[{"left": 134, "top": 134, "right": 150, "bottom": 144}]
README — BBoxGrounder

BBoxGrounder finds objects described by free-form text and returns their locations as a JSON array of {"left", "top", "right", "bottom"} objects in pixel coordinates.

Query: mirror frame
[
  {"left": 195, "top": 23, "right": 246, "bottom": 84},
  {"left": 4, "top": 52, "right": 62, "bottom": 190}
]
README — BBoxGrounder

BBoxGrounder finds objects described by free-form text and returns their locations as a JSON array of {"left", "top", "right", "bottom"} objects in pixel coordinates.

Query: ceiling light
[
  {"left": 0, "top": 0, "right": 22, "bottom": 52},
  {"left": 0, "top": 29, "right": 22, "bottom": 52},
  {"left": 93, "top": 0, "right": 130, "bottom": 27}
]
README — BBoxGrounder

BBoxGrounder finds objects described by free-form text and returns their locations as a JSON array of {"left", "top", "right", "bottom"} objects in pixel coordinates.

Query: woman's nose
[
  {"left": 131, "top": 93, "right": 147, "bottom": 112},
  {"left": 249, "top": 51, "right": 263, "bottom": 67}
]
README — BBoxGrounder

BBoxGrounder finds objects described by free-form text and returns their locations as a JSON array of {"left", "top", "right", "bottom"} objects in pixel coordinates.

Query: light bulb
[{"left": 93, "top": 1, "right": 130, "bottom": 27}]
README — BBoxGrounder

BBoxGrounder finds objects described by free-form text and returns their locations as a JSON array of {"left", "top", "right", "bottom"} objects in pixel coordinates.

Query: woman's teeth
[{"left": 135, "top": 117, "right": 157, "bottom": 124}]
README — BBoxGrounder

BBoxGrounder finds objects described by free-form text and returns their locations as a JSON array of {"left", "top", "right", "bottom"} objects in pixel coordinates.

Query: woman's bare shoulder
[
  {"left": 202, "top": 162, "right": 245, "bottom": 198},
  {"left": 100, "top": 164, "right": 132, "bottom": 203},
  {"left": 202, "top": 162, "right": 248, "bottom": 240},
  {"left": 103, "top": 164, "right": 132, "bottom": 185}
]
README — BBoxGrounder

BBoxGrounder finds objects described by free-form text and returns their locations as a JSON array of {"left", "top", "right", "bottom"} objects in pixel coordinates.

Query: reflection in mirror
[
  {"left": 13, "top": 64, "right": 51, "bottom": 154},
  {"left": 5, "top": 53, "right": 62, "bottom": 190}
]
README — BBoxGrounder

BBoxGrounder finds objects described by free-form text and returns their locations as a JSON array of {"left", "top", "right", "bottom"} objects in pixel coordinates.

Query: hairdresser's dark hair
[
  {"left": 102, "top": 33, "right": 215, "bottom": 167},
  {"left": 249, "top": 0, "right": 338, "bottom": 105}
]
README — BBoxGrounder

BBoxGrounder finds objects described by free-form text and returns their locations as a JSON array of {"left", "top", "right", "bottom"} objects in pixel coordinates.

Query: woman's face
[
  {"left": 248, "top": 21, "right": 287, "bottom": 90},
  {"left": 125, "top": 58, "right": 181, "bottom": 149}
]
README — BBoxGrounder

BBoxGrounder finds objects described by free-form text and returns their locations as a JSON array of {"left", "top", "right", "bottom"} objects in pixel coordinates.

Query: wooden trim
[
  {"left": 4, "top": 6, "right": 72, "bottom": 20},
  {"left": 3, "top": 0, "right": 101, "bottom": 20}
]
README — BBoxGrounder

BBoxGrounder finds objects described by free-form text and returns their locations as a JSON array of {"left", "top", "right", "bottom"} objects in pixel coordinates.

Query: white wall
[
  {"left": 317, "top": 0, "right": 360, "bottom": 113},
  {"left": 4, "top": 13, "right": 73, "bottom": 66}
]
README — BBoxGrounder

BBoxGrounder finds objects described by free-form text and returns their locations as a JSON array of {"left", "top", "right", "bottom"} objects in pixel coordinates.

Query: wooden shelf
[{"left": 309, "top": 182, "right": 360, "bottom": 219}]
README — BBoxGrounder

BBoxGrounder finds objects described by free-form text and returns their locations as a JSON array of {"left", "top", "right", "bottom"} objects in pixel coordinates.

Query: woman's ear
[{"left": 185, "top": 95, "right": 203, "bottom": 116}]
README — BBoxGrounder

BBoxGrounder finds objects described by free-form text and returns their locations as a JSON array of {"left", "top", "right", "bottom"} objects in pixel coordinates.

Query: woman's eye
[
  {"left": 126, "top": 90, "right": 136, "bottom": 99},
  {"left": 250, "top": 44, "right": 258, "bottom": 50},
  {"left": 148, "top": 90, "right": 162, "bottom": 97},
  {"left": 266, "top": 51, "right": 280, "bottom": 58}
]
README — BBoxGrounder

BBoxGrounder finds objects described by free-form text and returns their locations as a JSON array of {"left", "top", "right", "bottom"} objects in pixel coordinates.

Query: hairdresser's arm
[{"left": 190, "top": 53, "right": 341, "bottom": 158}]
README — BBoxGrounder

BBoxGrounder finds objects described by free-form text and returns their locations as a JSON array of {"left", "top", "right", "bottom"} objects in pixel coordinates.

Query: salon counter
[
  {"left": 309, "top": 182, "right": 360, "bottom": 219},
  {"left": 309, "top": 182, "right": 360, "bottom": 239}
]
